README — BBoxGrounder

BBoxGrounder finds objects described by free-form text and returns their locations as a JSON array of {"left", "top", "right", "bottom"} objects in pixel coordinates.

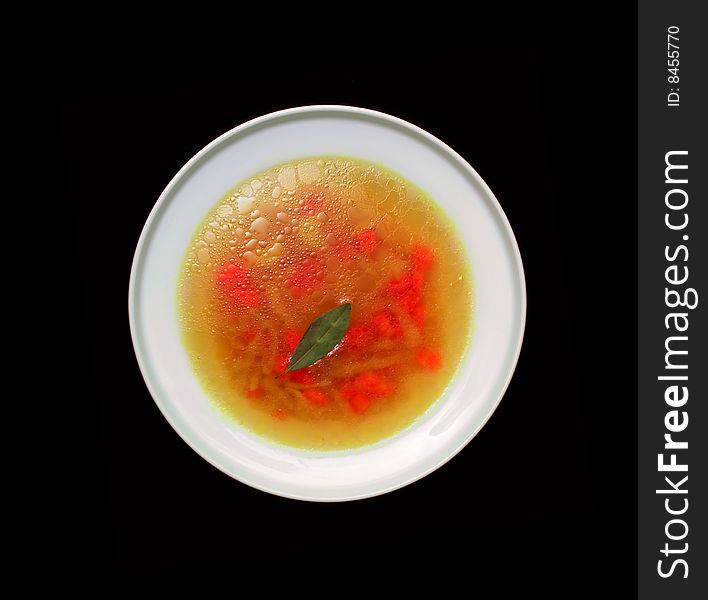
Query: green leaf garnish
[{"left": 276, "top": 303, "right": 351, "bottom": 378}]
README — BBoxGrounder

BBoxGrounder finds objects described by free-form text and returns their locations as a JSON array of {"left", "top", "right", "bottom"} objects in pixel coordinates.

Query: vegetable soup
[{"left": 178, "top": 157, "right": 473, "bottom": 450}]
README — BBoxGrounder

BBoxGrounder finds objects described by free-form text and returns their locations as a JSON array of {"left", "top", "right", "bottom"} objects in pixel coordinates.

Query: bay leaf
[{"left": 276, "top": 303, "right": 351, "bottom": 378}]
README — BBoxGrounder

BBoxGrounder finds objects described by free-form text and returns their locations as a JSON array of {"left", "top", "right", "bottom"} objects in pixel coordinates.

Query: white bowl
[{"left": 129, "top": 105, "right": 526, "bottom": 501}]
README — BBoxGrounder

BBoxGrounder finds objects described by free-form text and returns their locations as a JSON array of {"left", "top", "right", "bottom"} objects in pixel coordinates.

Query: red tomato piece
[
  {"left": 302, "top": 388, "right": 329, "bottom": 407},
  {"left": 348, "top": 393, "right": 370, "bottom": 414},
  {"left": 416, "top": 348, "right": 442, "bottom": 371}
]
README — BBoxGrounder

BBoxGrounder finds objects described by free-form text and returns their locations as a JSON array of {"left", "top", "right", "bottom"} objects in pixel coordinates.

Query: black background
[{"left": 67, "top": 40, "right": 635, "bottom": 587}]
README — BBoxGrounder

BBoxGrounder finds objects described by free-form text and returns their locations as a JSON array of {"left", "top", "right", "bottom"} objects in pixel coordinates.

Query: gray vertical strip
[{"left": 638, "top": 1, "right": 707, "bottom": 598}]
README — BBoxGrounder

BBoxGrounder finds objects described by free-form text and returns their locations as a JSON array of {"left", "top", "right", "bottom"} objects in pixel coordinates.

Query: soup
[{"left": 177, "top": 157, "right": 473, "bottom": 450}]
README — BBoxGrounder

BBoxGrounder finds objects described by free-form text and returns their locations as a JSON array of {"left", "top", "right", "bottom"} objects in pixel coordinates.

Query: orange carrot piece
[
  {"left": 231, "top": 287, "right": 262, "bottom": 307},
  {"left": 399, "top": 288, "right": 421, "bottom": 312},
  {"left": 412, "top": 244, "right": 435, "bottom": 271},
  {"left": 216, "top": 261, "right": 262, "bottom": 307},
  {"left": 386, "top": 270, "right": 423, "bottom": 301},
  {"left": 246, "top": 388, "right": 264, "bottom": 399},
  {"left": 354, "top": 228, "right": 379, "bottom": 254},
  {"left": 303, "top": 388, "right": 329, "bottom": 407},
  {"left": 343, "top": 325, "right": 371, "bottom": 349},
  {"left": 283, "top": 328, "right": 302, "bottom": 352},
  {"left": 332, "top": 241, "right": 354, "bottom": 260},
  {"left": 290, "top": 369, "right": 316, "bottom": 385},
  {"left": 385, "top": 274, "right": 412, "bottom": 295},
  {"left": 416, "top": 348, "right": 442, "bottom": 371},
  {"left": 216, "top": 261, "right": 248, "bottom": 286},
  {"left": 349, "top": 393, "right": 370, "bottom": 414},
  {"left": 302, "top": 192, "right": 324, "bottom": 213},
  {"left": 410, "top": 304, "right": 426, "bottom": 328},
  {"left": 372, "top": 311, "right": 401, "bottom": 338},
  {"left": 341, "top": 382, "right": 357, "bottom": 400},
  {"left": 354, "top": 371, "right": 393, "bottom": 397}
]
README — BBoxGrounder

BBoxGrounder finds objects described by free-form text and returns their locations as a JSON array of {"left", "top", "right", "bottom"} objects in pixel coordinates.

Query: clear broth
[{"left": 178, "top": 157, "right": 473, "bottom": 450}]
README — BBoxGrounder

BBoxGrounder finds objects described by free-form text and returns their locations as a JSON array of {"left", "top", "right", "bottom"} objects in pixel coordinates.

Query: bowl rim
[{"left": 128, "top": 104, "right": 527, "bottom": 501}]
